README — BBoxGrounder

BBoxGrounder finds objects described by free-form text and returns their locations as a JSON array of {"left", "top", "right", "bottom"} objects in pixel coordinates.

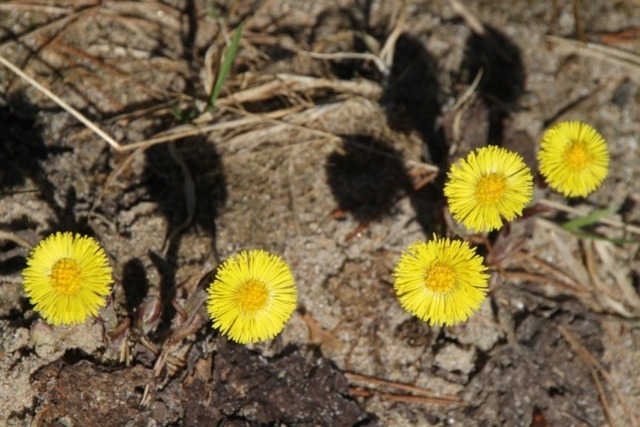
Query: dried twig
[
  {"left": 162, "top": 142, "right": 196, "bottom": 257},
  {"left": 597, "top": 28, "right": 640, "bottom": 45},
  {"left": 345, "top": 372, "right": 462, "bottom": 404},
  {"left": 526, "top": 254, "right": 590, "bottom": 295},
  {"left": 349, "top": 387, "right": 464, "bottom": 405},
  {"left": 502, "top": 270, "right": 579, "bottom": 292}
]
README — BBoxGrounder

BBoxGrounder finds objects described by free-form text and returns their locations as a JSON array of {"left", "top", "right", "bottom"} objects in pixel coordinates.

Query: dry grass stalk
[
  {"left": 0, "top": 230, "right": 34, "bottom": 249},
  {"left": 297, "top": 50, "right": 387, "bottom": 75},
  {"left": 592, "top": 240, "right": 640, "bottom": 311},
  {"left": 349, "top": 388, "right": 464, "bottom": 405},
  {"left": 346, "top": 372, "right": 463, "bottom": 405},
  {"left": 378, "top": 0, "right": 408, "bottom": 69},
  {"left": 584, "top": 242, "right": 635, "bottom": 317},
  {"left": 216, "top": 73, "right": 383, "bottom": 107},
  {"left": 449, "top": 69, "right": 483, "bottom": 155},
  {"left": 447, "top": 0, "right": 486, "bottom": 36},
  {"left": 558, "top": 325, "right": 638, "bottom": 427},
  {"left": 546, "top": 35, "right": 640, "bottom": 76},
  {"left": 534, "top": 218, "right": 640, "bottom": 317},
  {"left": 0, "top": 52, "right": 122, "bottom": 151}
]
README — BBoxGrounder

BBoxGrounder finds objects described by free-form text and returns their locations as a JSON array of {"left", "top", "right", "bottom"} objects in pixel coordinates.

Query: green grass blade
[
  {"left": 560, "top": 206, "right": 636, "bottom": 244},
  {"left": 561, "top": 206, "right": 618, "bottom": 231},
  {"left": 563, "top": 227, "right": 635, "bottom": 245},
  {"left": 209, "top": 23, "right": 244, "bottom": 109}
]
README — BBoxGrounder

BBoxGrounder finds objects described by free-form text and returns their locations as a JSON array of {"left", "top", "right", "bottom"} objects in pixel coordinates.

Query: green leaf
[
  {"left": 171, "top": 105, "right": 198, "bottom": 123},
  {"left": 209, "top": 23, "right": 244, "bottom": 109},
  {"left": 562, "top": 227, "right": 634, "bottom": 244},
  {"left": 560, "top": 206, "right": 636, "bottom": 244},
  {"left": 561, "top": 207, "right": 618, "bottom": 231}
]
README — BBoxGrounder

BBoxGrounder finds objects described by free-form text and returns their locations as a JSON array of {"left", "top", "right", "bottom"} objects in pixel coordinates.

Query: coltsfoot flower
[
  {"left": 444, "top": 146, "right": 533, "bottom": 232},
  {"left": 393, "top": 236, "right": 489, "bottom": 326},
  {"left": 207, "top": 250, "right": 297, "bottom": 344},
  {"left": 22, "top": 232, "right": 113, "bottom": 325},
  {"left": 538, "top": 121, "right": 609, "bottom": 197}
]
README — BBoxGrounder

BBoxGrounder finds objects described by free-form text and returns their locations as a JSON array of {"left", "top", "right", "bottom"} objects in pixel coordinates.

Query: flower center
[
  {"left": 50, "top": 258, "right": 83, "bottom": 295},
  {"left": 475, "top": 173, "right": 507, "bottom": 204},
  {"left": 237, "top": 280, "right": 269, "bottom": 312},
  {"left": 564, "top": 140, "right": 591, "bottom": 170},
  {"left": 425, "top": 262, "right": 456, "bottom": 293}
]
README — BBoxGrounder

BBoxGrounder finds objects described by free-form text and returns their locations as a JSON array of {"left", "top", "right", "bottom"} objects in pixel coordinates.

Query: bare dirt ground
[{"left": 1, "top": 0, "right": 640, "bottom": 425}]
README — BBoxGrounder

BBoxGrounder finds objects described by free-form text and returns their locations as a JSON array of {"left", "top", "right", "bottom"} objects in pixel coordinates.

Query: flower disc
[
  {"left": 538, "top": 121, "right": 609, "bottom": 197},
  {"left": 444, "top": 146, "right": 533, "bottom": 232},
  {"left": 22, "top": 232, "right": 113, "bottom": 325},
  {"left": 207, "top": 250, "right": 297, "bottom": 344},
  {"left": 393, "top": 236, "right": 489, "bottom": 326}
]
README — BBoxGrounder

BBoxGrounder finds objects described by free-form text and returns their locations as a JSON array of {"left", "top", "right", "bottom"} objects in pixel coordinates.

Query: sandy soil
[{"left": 1, "top": 0, "right": 640, "bottom": 425}]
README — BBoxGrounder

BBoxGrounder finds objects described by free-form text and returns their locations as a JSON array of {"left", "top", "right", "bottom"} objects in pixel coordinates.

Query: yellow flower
[
  {"left": 538, "top": 121, "right": 609, "bottom": 197},
  {"left": 393, "top": 236, "right": 489, "bottom": 326},
  {"left": 444, "top": 146, "right": 533, "bottom": 232},
  {"left": 207, "top": 250, "right": 297, "bottom": 344},
  {"left": 22, "top": 232, "right": 113, "bottom": 325}
]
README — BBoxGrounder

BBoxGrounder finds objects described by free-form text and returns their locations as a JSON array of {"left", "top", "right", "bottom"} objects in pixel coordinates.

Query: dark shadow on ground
[
  {"left": 407, "top": 177, "right": 447, "bottom": 236},
  {"left": 461, "top": 26, "right": 525, "bottom": 146},
  {"left": 0, "top": 98, "right": 48, "bottom": 276},
  {"left": 121, "top": 258, "right": 150, "bottom": 321},
  {"left": 376, "top": 33, "right": 448, "bottom": 233},
  {"left": 143, "top": 137, "right": 227, "bottom": 339},
  {"left": 326, "top": 136, "right": 411, "bottom": 223},
  {"left": 382, "top": 33, "right": 446, "bottom": 165},
  {"left": 0, "top": 94, "right": 83, "bottom": 232},
  {"left": 0, "top": 98, "right": 47, "bottom": 191},
  {"left": 325, "top": 135, "right": 443, "bottom": 235},
  {"left": 0, "top": 94, "right": 105, "bottom": 273}
]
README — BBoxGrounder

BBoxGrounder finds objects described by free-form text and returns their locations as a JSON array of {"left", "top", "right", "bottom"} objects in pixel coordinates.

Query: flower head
[
  {"left": 393, "top": 236, "right": 489, "bottom": 326},
  {"left": 22, "top": 232, "right": 113, "bottom": 325},
  {"left": 444, "top": 146, "right": 533, "bottom": 232},
  {"left": 207, "top": 250, "right": 297, "bottom": 344},
  {"left": 538, "top": 121, "right": 609, "bottom": 197}
]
